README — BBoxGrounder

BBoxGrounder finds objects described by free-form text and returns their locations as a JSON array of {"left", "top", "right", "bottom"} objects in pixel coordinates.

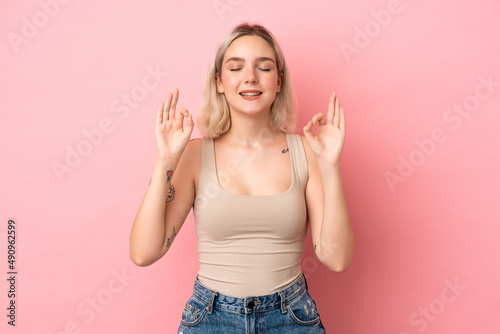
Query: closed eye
[
  {"left": 259, "top": 68, "right": 271, "bottom": 72},
  {"left": 230, "top": 68, "right": 242, "bottom": 71}
]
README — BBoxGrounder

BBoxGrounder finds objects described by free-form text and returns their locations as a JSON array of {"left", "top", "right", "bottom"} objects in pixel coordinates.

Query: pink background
[{"left": 2, "top": 0, "right": 499, "bottom": 333}]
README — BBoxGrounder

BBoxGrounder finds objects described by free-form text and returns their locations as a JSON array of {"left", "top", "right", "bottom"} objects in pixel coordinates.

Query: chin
[{"left": 234, "top": 106, "right": 272, "bottom": 116}]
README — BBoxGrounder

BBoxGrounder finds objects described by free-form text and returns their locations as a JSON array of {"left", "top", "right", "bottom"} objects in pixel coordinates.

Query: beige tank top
[{"left": 193, "top": 133, "right": 309, "bottom": 298}]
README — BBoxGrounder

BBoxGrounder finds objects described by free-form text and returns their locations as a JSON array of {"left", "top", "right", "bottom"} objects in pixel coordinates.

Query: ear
[
  {"left": 216, "top": 73, "right": 224, "bottom": 93},
  {"left": 276, "top": 72, "right": 283, "bottom": 93}
]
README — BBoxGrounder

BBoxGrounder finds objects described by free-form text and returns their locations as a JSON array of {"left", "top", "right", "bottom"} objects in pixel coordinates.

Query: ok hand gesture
[
  {"left": 155, "top": 89, "right": 194, "bottom": 161},
  {"left": 303, "top": 92, "right": 346, "bottom": 167}
]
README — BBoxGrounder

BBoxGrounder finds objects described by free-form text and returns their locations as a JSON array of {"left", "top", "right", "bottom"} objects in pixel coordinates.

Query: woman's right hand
[{"left": 155, "top": 89, "right": 194, "bottom": 161}]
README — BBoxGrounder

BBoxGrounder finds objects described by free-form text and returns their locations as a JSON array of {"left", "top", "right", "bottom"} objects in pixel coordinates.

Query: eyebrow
[{"left": 225, "top": 57, "right": 276, "bottom": 64}]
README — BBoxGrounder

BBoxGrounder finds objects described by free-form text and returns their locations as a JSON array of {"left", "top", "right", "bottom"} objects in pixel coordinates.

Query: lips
[
  {"left": 239, "top": 90, "right": 262, "bottom": 100},
  {"left": 239, "top": 90, "right": 262, "bottom": 96}
]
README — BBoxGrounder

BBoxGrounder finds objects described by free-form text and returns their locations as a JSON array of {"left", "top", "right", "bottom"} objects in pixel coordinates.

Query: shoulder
[
  {"left": 298, "top": 135, "right": 315, "bottom": 164},
  {"left": 176, "top": 138, "right": 203, "bottom": 192},
  {"left": 185, "top": 137, "right": 204, "bottom": 154},
  {"left": 298, "top": 135, "right": 320, "bottom": 181},
  {"left": 178, "top": 138, "right": 203, "bottom": 168},
  {"left": 186, "top": 137, "right": 203, "bottom": 151}
]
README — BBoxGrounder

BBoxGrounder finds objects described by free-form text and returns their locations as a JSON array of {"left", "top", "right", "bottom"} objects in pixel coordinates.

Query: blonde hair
[{"left": 198, "top": 23, "right": 296, "bottom": 138}]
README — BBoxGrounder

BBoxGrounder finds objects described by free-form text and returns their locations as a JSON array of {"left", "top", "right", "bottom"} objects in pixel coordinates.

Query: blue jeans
[{"left": 177, "top": 272, "right": 326, "bottom": 333}]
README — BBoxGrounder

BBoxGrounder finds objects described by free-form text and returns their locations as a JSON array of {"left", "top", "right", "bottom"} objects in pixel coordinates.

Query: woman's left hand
[{"left": 303, "top": 92, "right": 346, "bottom": 167}]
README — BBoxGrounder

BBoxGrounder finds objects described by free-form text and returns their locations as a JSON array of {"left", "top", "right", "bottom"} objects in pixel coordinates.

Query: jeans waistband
[{"left": 192, "top": 272, "right": 309, "bottom": 315}]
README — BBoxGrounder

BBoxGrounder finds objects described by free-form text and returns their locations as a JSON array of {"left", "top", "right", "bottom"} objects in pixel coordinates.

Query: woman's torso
[{"left": 190, "top": 132, "right": 309, "bottom": 298}]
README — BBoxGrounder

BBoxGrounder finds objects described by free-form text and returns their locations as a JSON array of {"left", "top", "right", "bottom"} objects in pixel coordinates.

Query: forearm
[
  {"left": 317, "top": 163, "right": 354, "bottom": 272},
  {"left": 130, "top": 157, "right": 177, "bottom": 265}
]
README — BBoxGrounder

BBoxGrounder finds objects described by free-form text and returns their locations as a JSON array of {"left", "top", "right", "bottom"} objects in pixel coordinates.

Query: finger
[
  {"left": 157, "top": 102, "right": 164, "bottom": 125},
  {"left": 327, "top": 92, "right": 336, "bottom": 124},
  {"left": 170, "top": 89, "right": 179, "bottom": 120},
  {"left": 175, "top": 107, "right": 187, "bottom": 129},
  {"left": 184, "top": 113, "right": 194, "bottom": 134},
  {"left": 303, "top": 121, "right": 314, "bottom": 141},
  {"left": 163, "top": 93, "right": 173, "bottom": 122},
  {"left": 334, "top": 96, "right": 340, "bottom": 127},
  {"left": 340, "top": 107, "right": 345, "bottom": 131},
  {"left": 312, "top": 113, "right": 326, "bottom": 126}
]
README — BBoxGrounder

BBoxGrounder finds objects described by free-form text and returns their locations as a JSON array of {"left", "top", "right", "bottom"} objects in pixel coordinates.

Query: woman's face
[{"left": 217, "top": 35, "right": 282, "bottom": 117}]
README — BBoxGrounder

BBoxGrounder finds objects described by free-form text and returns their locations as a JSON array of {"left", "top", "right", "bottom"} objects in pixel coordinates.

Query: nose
[{"left": 244, "top": 67, "right": 258, "bottom": 84}]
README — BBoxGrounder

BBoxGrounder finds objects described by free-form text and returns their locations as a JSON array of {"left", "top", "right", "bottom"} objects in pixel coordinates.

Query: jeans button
[{"left": 247, "top": 301, "right": 255, "bottom": 309}]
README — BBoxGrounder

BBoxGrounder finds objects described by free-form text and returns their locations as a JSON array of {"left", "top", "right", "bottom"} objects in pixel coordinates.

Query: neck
[{"left": 220, "top": 108, "right": 283, "bottom": 147}]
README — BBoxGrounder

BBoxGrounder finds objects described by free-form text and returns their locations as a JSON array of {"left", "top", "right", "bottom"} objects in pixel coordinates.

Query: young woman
[{"left": 130, "top": 23, "right": 353, "bottom": 333}]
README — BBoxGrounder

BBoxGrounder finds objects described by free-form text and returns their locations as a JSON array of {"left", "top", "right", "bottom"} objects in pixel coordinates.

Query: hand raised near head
[{"left": 155, "top": 89, "right": 194, "bottom": 161}]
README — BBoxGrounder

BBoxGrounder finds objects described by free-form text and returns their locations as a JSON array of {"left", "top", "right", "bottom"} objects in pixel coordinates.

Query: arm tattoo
[
  {"left": 166, "top": 226, "right": 177, "bottom": 249},
  {"left": 166, "top": 170, "right": 173, "bottom": 183},
  {"left": 282, "top": 147, "right": 289, "bottom": 154},
  {"left": 314, "top": 244, "right": 317, "bottom": 251},
  {"left": 166, "top": 183, "right": 175, "bottom": 203}
]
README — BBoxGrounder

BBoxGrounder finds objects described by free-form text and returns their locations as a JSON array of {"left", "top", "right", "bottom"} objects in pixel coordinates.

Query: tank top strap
[
  {"left": 286, "top": 133, "right": 309, "bottom": 188},
  {"left": 199, "top": 137, "right": 216, "bottom": 188}
]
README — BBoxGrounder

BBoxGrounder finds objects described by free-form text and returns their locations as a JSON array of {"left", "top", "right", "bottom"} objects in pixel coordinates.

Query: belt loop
[
  {"left": 302, "top": 272, "right": 309, "bottom": 291},
  {"left": 278, "top": 290, "right": 287, "bottom": 314},
  {"left": 207, "top": 290, "right": 217, "bottom": 314}
]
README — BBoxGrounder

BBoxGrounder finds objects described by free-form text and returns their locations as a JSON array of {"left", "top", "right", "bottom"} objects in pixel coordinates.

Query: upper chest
[{"left": 213, "top": 139, "right": 292, "bottom": 196}]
